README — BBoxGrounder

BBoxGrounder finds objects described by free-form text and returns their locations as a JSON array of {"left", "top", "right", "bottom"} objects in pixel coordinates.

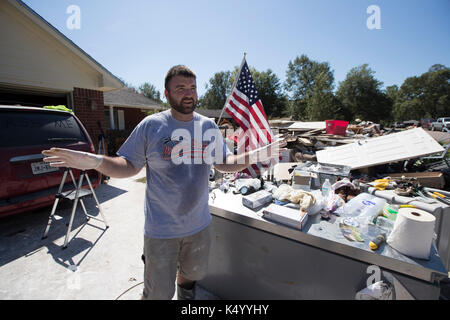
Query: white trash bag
[{"left": 355, "top": 281, "right": 393, "bottom": 300}]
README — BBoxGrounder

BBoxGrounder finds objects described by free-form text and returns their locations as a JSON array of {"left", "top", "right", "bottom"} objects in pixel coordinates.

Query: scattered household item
[
  {"left": 382, "top": 203, "right": 399, "bottom": 221},
  {"left": 369, "top": 233, "right": 387, "bottom": 250},
  {"left": 321, "top": 178, "right": 332, "bottom": 198},
  {"left": 272, "top": 184, "right": 293, "bottom": 202},
  {"left": 320, "top": 178, "right": 344, "bottom": 213},
  {"left": 420, "top": 143, "right": 450, "bottom": 169},
  {"left": 333, "top": 178, "right": 360, "bottom": 202},
  {"left": 220, "top": 180, "right": 230, "bottom": 193},
  {"left": 269, "top": 162, "right": 298, "bottom": 181},
  {"left": 235, "top": 178, "right": 262, "bottom": 195},
  {"left": 355, "top": 281, "right": 393, "bottom": 300},
  {"left": 340, "top": 193, "right": 386, "bottom": 228},
  {"left": 339, "top": 222, "right": 364, "bottom": 242},
  {"left": 325, "top": 120, "right": 349, "bottom": 136},
  {"left": 272, "top": 184, "right": 316, "bottom": 212},
  {"left": 291, "top": 163, "right": 313, "bottom": 190},
  {"left": 307, "top": 190, "right": 324, "bottom": 216},
  {"left": 387, "top": 207, "right": 436, "bottom": 260},
  {"left": 242, "top": 190, "right": 272, "bottom": 210},
  {"left": 389, "top": 172, "right": 445, "bottom": 190},
  {"left": 375, "top": 216, "right": 395, "bottom": 232},
  {"left": 306, "top": 162, "right": 352, "bottom": 189},
  {"left": 316, "top": 128, "right": 445, "bottom": 170},
  {"left": 372, "top": 178, "right": 392, "bottom": 191},
  {"left": 262, "top": 204, "right": 309, "bottom": 230}
]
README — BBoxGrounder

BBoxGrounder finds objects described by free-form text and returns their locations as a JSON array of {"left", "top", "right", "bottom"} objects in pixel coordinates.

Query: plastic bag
[
  {"left": 272, "top": 184, "right": 292, "bottom": 202},
  {"left": 355, "top": 281, "right": 393, "bottom": 300},
  {"left": 289, "top": 189, "right": 315, "bottom": 211},
  {"left": 235, "top": 178, "right": 261, "bottom": 192},
  {"left": 272, "top": 184, "right": 316, "bottom": 211}
]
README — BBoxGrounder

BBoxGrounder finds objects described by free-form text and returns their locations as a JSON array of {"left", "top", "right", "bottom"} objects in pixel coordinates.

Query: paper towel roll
[{"left": 386, "top": 208, "right": 435, "bottom": 260}]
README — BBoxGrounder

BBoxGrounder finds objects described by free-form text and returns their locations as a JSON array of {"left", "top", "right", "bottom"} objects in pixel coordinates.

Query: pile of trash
[{"left": 268, "top": 119, "right": 444, "bottom": 166}]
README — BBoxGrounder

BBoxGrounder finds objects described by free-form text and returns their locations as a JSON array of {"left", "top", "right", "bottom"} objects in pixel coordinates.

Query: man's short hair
[{"left": 164, "top": 65, "right": 196, "bottom": 91}]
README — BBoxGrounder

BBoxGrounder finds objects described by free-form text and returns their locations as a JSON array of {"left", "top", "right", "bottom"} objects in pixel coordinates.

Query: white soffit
[{"left": 316, "top": 128, "right": 445, "bottom": 170}]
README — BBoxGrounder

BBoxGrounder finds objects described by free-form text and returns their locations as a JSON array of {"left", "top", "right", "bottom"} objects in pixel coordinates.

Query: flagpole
[{"left": 216, "top": 52, "right": 247, "bottom": 126}]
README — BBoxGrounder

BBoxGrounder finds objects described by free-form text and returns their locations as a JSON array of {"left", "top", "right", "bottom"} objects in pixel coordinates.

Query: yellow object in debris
[
  {"left": 432, "top": 192, "right": 446, "bottom": 198},
  {"left": 373, "top": 179, "right": 391, "bottom": 191}
]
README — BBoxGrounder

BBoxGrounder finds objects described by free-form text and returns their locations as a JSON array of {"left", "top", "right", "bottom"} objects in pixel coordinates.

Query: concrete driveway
[{"left": 0, "top": 169, "right": 217, "bottom": 300}]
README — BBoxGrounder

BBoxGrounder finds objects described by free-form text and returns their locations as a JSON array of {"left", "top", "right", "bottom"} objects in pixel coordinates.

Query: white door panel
[{"left": 316, "top": 128, "right": 444, "bottom": 169}]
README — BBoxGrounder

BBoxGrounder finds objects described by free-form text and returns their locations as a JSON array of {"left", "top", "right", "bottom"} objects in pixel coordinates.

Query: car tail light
[{"left": 89, "top": 142, "right": 95, "bottom": 153}]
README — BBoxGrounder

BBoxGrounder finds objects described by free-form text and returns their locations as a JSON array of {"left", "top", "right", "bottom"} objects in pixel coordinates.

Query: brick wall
[{"left": 73, "top": 87, "right": 106, "bottom": 153}]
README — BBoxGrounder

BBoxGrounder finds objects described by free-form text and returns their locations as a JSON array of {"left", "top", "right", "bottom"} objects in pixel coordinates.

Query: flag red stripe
[
  {"left": 232, "top": 91, "right": 268, "bottom": 140},
  {"left": 226, "top": 100, "right": 251, "bottom": 130},
  {"left": 254, "top": 100, "right": 272, "bottom": 143},
  {"left": 225, "top": 105, "right": 249, "bottom": 132}
]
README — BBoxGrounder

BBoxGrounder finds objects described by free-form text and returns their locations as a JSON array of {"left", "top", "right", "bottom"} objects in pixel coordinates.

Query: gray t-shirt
[{"left": 117, "top": 110, "right": 231, "bottom": 239}]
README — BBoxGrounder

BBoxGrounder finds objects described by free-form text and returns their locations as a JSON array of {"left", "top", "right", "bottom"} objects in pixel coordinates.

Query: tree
[
  {"left": 393, "top": 65, "right": 450, "bottom": 120},
  {"left": 336, "top": 64, "right": 391, "bottom": 122},
  {"left": 198, "top": 71, "right": 232, "bottom": 109},
  {"left": 306, "top": 71, "right": 346, "bottom": 121},
  {"left": 248, "top": 68, "right": 288, "bottom": 118},
  {"left": 385, "top": 85, "right": 400, "bottom": 105},
  {"left": 284, "top": 54, "right": 339, "bottom": 120},
  {"left": 118, "top": 77, "right": 138, "bottom": 93},
  {"left": 200, "top": 68, "right": 289, "bottom": 118},
  {"left": 138, "top": 82, "right": 162, "bottom": 103}
]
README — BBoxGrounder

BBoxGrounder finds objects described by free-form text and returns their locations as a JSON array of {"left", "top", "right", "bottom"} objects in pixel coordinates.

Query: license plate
[{"left": 31, "top": 161, "right": 59, "bottom": 175}]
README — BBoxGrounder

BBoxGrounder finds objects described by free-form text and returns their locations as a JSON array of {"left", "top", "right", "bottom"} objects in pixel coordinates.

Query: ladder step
[{"left": 56, "top": 188, "right": 93, "bottom": 200}]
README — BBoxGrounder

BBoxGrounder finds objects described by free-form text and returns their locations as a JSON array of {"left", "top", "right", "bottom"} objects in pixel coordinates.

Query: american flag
[{"left": 224, "top": 59, "right": 278, "bottom": 177}]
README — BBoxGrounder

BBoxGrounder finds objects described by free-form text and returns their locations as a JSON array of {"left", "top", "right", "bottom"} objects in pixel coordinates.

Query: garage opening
[{"left": 0, "top": 87, "right": 70, "bottom": 108}]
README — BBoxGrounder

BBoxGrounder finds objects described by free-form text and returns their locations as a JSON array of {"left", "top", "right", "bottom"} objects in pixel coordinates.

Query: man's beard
[{"left": 167, "top": 94, "right": 197, "bottom": 115}]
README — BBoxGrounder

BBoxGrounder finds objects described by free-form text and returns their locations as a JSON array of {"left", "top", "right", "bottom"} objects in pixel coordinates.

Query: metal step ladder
[{"left": 42, "top": 167, "right": 109, "bottom": 249}]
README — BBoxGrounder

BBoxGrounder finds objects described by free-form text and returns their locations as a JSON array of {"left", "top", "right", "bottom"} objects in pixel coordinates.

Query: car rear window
[
  {"left": 0, "top": 110, "right": 88, "bottom": 148},
  {"left": 444, "top": 118, "right": 450, "bottom": 122}
]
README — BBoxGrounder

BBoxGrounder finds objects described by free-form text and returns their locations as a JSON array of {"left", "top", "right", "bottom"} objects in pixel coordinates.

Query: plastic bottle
[
  {"left": 321, "top": 179, "right": 332, "bottom": 198},
  {"left": 382, "top": 203, "right": 399, "bottom": 221},
  {"left": 376, "top": 216, "right": 395, "bottom": 232},
  {"left": 342, "top": 193, "right": 387, "bottom": 227}
]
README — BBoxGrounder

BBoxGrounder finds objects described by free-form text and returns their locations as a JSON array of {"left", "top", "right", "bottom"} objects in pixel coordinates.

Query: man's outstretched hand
[
  {"left": 42, "top": 148, "right": 103, "bottom": 170},
  {"left": 249, "top": 134, "right": 288, "bottom": 163}
]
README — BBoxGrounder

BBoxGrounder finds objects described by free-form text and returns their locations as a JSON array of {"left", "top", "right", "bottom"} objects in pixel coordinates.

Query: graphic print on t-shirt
[{"left": 161, "top": 136, "right": 210, "bottom": 162}]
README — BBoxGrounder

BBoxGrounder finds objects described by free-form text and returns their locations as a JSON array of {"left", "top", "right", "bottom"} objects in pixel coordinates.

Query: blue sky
[{"left": 23, "top": 0, "right": 450, "bottom": 98}]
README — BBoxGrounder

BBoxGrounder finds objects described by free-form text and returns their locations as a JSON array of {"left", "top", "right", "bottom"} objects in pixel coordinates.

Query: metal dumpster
[{"left": 199, "top": 188, "right": 449, "bottom": 300}]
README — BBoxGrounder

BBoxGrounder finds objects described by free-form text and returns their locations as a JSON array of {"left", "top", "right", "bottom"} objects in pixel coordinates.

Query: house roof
[
  {"left": 11, "top": 0, "right": 124, "bottom": 91},
  {"left": 104, "top": 88, "right": 166, "bottom": 110},
  {"left": 196, "top": 109, "right": 232, "bottom": 119}
]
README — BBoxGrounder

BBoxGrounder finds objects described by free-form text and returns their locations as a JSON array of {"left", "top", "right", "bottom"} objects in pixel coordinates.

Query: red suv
[{"left": 0, "top": 106, "right": 101, "bottom": 218}]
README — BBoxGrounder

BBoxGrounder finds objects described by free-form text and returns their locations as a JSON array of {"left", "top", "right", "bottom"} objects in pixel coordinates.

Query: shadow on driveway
[{"left": 0, "top": 183, "right": 127, "bottom": 269}]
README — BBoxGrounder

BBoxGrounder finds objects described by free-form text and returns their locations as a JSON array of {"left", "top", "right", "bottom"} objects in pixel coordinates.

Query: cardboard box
[
  {"left": 262, "top": 204, "right": 309, "bottom": 230},
  {"left": 389, "top": 172, "right": 445, "bottom": 189},
  {"left": 242, "top": 190, "right": 273, "bottom": 210}
]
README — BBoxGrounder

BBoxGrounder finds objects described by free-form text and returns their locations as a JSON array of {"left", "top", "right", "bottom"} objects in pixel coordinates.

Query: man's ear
[{"left": 164, "top": 89, "right": 169, "bottom": 100}]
